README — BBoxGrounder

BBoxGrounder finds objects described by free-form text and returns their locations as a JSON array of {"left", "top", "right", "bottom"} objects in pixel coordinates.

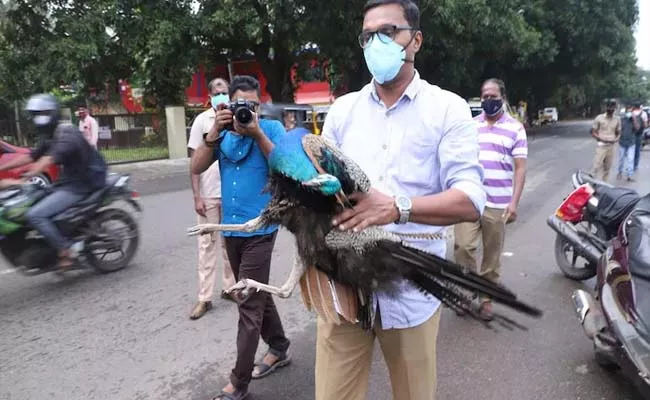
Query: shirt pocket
[{"left": 397, "top": 130, "right": 439, "bottom": 188}]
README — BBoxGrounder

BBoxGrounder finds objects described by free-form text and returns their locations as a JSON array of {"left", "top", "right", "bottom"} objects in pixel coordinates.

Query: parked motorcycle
[
  {"left": 0, "top": 172, "right": 141, "bottom": 275},
  {"left": 571, "top": 192, "right": 650, "bottom": 397},
  {"left": 547, "top": 170, "right": 640, "bottom": 280}
]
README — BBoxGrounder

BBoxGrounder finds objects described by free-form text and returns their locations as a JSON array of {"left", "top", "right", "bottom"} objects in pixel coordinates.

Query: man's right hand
[
  {"left": 194, "top": 196, "right": 206, "bottom": 217},
  {"left": 207, "top": 107, "right": 234, "bottom": 141}
]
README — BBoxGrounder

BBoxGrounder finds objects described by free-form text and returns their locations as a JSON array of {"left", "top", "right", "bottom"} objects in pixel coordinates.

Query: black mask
[{"left": 481, "top": 98, "right": 503, "bottom": 116}]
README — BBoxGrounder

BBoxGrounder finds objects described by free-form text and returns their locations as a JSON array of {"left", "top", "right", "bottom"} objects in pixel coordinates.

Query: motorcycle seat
[
  {"left": 626, "top": 194, "right": 650, "bottom": 282},
  {"left": 74, "top": 186, "right": 111, "bottom": 208},
  {"left": 594, "top": 186, "right": 640, "bottom": 231}
]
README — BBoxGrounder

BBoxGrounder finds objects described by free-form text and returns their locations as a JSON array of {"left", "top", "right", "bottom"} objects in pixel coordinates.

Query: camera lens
[{"left": 235, "top": 107, "right": 253, "bottom": 124}]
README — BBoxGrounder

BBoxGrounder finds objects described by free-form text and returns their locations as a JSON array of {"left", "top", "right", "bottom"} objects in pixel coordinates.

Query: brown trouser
[
  {"left": 224, "top": 232, "right": 290, "bottom": 391},
  {"left": 197, "top": 197, "right": 235, "bottom": 302},
  {"left": 454, "top": 207, "right": 506, "bottom": 292},
  {"left": 315, "top": 308, "right": 441, "bottom": 400},
  {"left": 591, "top": 144, "right": 615, "bottom": 182}
]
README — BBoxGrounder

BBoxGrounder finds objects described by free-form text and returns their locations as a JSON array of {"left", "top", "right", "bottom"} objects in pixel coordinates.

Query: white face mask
[{"left": 33, "top": 115, "right": 51, "bottom": 126}]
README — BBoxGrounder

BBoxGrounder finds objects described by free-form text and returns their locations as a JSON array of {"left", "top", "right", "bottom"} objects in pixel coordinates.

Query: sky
[{"left": 636, "top": 0, "right": 650, "bottom": 70}]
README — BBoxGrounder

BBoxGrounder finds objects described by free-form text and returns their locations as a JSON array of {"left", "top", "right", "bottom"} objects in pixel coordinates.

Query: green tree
[{"left": 198, "top": 0, "right": 310, "bottom": 102}]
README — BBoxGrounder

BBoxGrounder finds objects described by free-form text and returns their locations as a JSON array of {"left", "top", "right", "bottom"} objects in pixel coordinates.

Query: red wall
[{"left": 185, "top": 59, "right": 333, "bottom": 107}]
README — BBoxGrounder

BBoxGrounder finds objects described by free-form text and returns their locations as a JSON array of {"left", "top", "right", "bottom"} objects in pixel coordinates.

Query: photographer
[{"left": 191, "top": 75, "right": 291, "bottom": 400}]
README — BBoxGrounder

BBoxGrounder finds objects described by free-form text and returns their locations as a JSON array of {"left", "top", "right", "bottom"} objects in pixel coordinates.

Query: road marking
[{"left": 503, "top": 252, "right": 514, "bottom": 257}]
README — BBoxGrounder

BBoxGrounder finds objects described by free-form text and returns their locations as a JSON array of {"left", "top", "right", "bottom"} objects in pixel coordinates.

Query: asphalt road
[{"left": 1, "top": 121, "right": 649, "bottom": 400}]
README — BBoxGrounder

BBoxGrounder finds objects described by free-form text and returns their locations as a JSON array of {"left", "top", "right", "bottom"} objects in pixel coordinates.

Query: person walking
[
  {"left": 590, "top": 100, "right": 621, "bottom": 182},
  {"left": 187, "top": 77, "right": 236, "bottom": 320},
  {"left": 454, "top": 78, "right": 528, "bottom": 321}
]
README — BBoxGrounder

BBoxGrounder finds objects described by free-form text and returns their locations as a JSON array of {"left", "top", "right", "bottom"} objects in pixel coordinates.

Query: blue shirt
[
  {"left": 216, "top": 119, "right": 286, "bottom": 237},
  {"left": 322, "top": 70, "right": 486, "bottom": 330}
]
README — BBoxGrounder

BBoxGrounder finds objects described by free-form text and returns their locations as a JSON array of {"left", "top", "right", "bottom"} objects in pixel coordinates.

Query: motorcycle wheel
[
  {"left": 553, "top": 221, "right": 606, "bottom": 281},
  {"left": 86, "top": 208, "right": 139, "bottom": 273}
]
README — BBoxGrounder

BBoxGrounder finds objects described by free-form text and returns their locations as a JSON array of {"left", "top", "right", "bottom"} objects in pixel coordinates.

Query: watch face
[{"left": 396, "top": 196, "right": 411, "bottom": 209}]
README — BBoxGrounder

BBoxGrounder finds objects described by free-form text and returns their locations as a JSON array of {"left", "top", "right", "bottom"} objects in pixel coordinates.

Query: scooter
[
  {"left": 571, "top": 192, "right": 650, "bottom": 397},
  {"left": 547, "top": 170, "right": 639, "bottom": 280}
]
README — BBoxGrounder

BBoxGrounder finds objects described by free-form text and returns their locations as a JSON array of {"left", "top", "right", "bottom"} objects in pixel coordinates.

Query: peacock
[{"left": 187, "top": 129, "right": 542, "bottom": 330}]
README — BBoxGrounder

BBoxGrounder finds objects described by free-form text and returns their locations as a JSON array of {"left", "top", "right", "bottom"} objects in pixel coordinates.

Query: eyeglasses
[{"left": 358, "top": 24, "right": 416, "bottom": 48}]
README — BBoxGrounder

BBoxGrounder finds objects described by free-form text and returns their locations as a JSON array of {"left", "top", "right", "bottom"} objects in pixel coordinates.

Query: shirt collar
[
  {"left": 369, "top": 70, "right": 422, "bottom": 104},
  {"left": 478, "top": 110, "right": 509, "bottom": 124}
]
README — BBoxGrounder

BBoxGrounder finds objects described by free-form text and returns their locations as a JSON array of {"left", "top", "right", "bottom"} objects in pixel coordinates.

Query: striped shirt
[{"left": 475, "top": 112, "right": 528, "bottom": 209}]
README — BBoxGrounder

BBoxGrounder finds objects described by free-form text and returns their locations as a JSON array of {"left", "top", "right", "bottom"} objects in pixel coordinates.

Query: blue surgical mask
[
  {"left": 211, "top": 93, "right": 229, "bottom": 109},
  {"left": 363, "top": 33, "right": 408, "bottom": 85},
  {"left": 481, "top": 99, "right": 503, "bottom": 116}
]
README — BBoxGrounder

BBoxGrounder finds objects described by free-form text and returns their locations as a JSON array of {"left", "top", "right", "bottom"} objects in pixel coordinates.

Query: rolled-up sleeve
[{"left": 438, "top": 95, "right": 486, "bottom": 216}]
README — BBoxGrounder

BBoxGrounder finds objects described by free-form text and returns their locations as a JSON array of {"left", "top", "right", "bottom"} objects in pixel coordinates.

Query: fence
[{"left": 94, "top": 113, "right": 168, "bottom": 164}]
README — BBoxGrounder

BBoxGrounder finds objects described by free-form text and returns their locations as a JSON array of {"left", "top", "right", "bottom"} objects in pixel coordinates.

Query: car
[
  {"left": 537, "top": 107, "right": 559, "bottom": 125},
  {"left": 0, "top": 140, "right": 59, "bottom": 187}
]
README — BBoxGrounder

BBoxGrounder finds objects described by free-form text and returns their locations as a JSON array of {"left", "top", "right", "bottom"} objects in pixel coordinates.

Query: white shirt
[
  {"left": 79, "top": 116, "right": 99, "bottom": 148},
  {"left": 187, "top": 108, "right": 221, "bottom": 198},
  {"left": 322, "top": 70, "right": 486, "bottom": 329}
]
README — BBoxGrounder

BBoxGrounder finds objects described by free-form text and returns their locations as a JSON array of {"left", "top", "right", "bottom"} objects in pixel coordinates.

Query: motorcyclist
[{"left": 0, "top": 94, "right": 108, "bottom": 269}]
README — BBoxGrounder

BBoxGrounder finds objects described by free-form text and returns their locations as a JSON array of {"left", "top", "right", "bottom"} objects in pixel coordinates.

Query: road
[{"left": 1, "top": 121, "right": 648, "bottom": 400}]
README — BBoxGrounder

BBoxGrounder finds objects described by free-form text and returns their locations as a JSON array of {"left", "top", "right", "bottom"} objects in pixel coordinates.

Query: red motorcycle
[
  {"left": 547, "top": 170, "right": 639, "bottom": 280},
  {"left": 571, "top": 192, "right": 650, "bottom": 397}
]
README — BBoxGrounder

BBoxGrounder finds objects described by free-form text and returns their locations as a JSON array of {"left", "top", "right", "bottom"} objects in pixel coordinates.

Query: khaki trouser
[
  {"left": 454, "top": 207, "right": 506, "bottom": 291},
  {"left": 591, "top": 144, "right": 615, "bottom": 182},
  {"left": 315, "top": 308, "right": 441, "bottom": 400},
  {"left": 197, "top": 197, "right": 235, "bottom": 302}
]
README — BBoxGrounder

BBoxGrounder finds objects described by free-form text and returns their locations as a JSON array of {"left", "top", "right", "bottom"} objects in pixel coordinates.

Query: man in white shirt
[
  {"left": 77, "top": 107, "right": 99, "bottom": 149},
  {"left": 187, "top": 78, "right": 236, "bottom": 320},
  {"left": 319, "top": 1, "right": 486, "bottom": 399}
]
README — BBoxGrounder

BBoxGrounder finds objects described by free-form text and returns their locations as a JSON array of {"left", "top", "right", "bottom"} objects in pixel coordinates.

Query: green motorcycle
[{"left": 0, "top": 173, "right": 141, "bottom": 275}]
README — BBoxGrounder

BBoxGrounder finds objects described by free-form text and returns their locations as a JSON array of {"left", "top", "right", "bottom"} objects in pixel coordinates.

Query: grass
[{"left": 100, "top": 146, "right": 169, "bottom": 164}]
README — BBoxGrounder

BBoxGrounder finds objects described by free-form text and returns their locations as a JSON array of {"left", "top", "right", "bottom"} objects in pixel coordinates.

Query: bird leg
[
  {"left": 186, "top": 216, "right": 264, "bottom": 236},
  {"left": 225, "top": 251, "right": 306, "bottom": 298}
]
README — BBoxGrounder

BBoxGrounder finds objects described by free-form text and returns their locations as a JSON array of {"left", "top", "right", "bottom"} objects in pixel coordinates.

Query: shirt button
[
  {"left": 236, "top": 167, "right": 240, "bottom": 170},
  {"left": 239, "top": 151, "right": 242, "bottom": 155},
  {"left": 232, "top": 214, "right": 236, "bottom": 218},
  {"left": 379, "top": 176, "right": 384, "bottom": 181},
  {"left": 382, "top": 144, "right": 388, "bottom": 150},
  {"left": 233, "top": 182, "right": 237, "bottom": 185}
]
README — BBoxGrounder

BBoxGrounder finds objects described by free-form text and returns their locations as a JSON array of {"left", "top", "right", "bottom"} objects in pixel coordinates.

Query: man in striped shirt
[{"left": 454, "top": 78, "right": 528, "bottom": 321}]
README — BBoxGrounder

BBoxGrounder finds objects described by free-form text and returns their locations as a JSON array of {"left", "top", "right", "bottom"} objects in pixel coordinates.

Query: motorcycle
[
  {"left": 0, "top": 172, "right": 141, "bottom": 275},
  {"left": 571, "top": 192, "right": 650, "bottom": 397},
  {"left": 547, "top": 170, "right": 640, "bottom": 280}
]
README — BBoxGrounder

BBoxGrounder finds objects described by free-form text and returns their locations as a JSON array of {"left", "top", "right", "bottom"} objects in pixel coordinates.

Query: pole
[{"left": 14, "top": 100, "right": 25, "bottom": 146}]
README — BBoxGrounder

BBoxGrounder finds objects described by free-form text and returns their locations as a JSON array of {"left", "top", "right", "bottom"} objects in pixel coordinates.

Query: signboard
[{"left": 99, "top": 126, "right": 112, "bottom": 140}]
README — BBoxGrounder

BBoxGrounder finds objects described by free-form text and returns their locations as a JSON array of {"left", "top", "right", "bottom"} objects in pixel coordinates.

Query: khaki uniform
[
  {"left": 591, "top": 113, "right": 621, "bottom": 182},
  {"left": 187, "top": 108, "right": 235, "bottom": 300}
]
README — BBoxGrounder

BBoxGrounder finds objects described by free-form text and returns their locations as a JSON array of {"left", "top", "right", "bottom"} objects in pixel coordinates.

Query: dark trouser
[
  {"left": 225, "top": 231, "right": 290, "bottom": 392},
  {"left": 634, "top": 134, "right": 643, "bottom": 171},
  {"left": 25, "top": 189, "right": 86, "bottom": 251}
]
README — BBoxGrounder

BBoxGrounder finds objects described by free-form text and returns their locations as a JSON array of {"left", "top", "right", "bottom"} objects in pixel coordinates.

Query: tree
[{"left": 198, "top": 0, "right": 310, "bottom": 103}]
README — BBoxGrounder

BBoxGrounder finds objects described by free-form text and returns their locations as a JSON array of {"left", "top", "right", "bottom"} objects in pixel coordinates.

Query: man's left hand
[
  {"left": 233, "top": 112, "right": 263, "bottom": 139},
  {"left": 502, "top": 203, "right": 518, "bottom": 223},
  {"left": 331, "top": 189, "right": 399, "bottom": 232}
]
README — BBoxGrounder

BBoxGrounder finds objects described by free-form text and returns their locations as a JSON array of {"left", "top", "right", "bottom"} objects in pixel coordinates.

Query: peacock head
[{"left": 302, "top": 174, "right": 342, "bottom": 196}]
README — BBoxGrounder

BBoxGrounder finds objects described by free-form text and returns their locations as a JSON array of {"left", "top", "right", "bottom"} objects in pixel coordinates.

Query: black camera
[{"left": 224, "top": 99, "right": 256, "bottom": 131}]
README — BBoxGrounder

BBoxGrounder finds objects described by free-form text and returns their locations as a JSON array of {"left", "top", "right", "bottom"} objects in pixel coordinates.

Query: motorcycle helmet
[{"left": 24, "top": 93, "right": 60, "bottom": 138}]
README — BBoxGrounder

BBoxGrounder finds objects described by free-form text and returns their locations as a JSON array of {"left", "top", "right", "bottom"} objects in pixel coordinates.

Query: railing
[{"left": 94, "top": 113, "right": 168, "bottom": 164}]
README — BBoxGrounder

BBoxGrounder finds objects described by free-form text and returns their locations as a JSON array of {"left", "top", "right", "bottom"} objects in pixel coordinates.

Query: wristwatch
[
  {"left": 394, "top": 195, "right": 412, "bottom": 224},
  {"left": 203, "top": 132, "right": 217, "bottom": 148}
]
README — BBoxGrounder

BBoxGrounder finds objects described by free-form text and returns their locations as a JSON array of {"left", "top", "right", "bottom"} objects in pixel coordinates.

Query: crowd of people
[{"left": 183, "top": 1, "right": 528, "bottom": 399}]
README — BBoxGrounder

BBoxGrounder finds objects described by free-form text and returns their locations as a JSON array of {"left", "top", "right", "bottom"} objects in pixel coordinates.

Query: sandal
[
  {"left": 210, "top": 389, "right": 249, "bottom": 400},
  {"left": 251, "top": 351, "right": 292, "bottom": 379}
]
